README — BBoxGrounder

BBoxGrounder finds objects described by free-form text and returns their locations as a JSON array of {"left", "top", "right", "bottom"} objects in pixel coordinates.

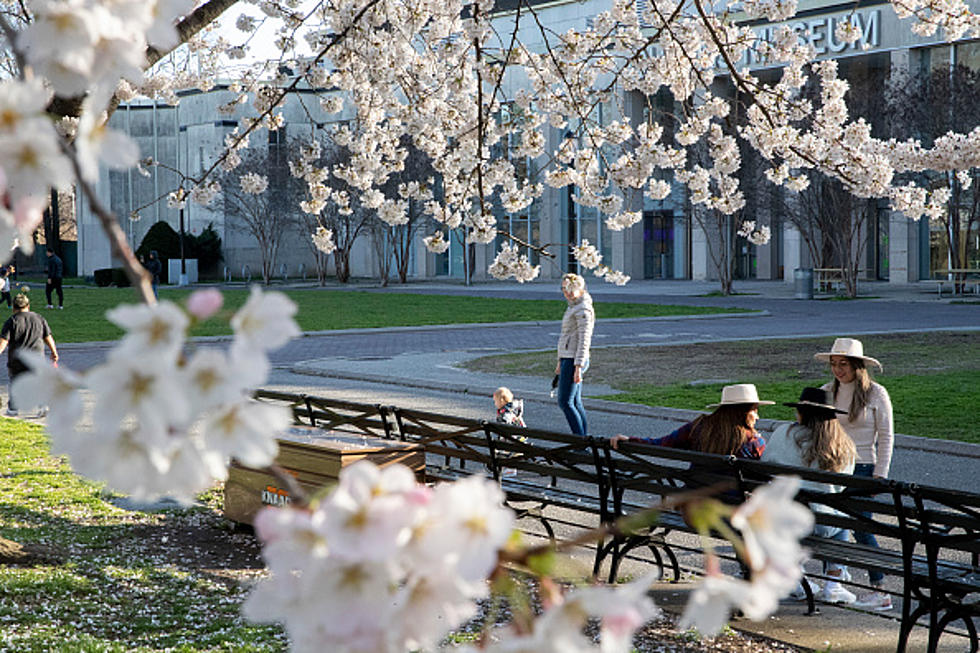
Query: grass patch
[
  {"left": 10, "top": 287, "right": 751, "bottom": 343},
  {"left": 0, "top": 419, "right": 286, "bottom": 651},
  {"left": 463, "top": 332, "right": 980, "bottom": 443}
]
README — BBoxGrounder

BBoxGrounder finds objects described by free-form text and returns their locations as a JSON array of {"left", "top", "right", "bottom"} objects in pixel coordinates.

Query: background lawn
[
  {"left": 463, "top": 332, "right": 980, "bottom": 443},
  {"left": 8, "top": 286, "right": 751, "bottom": 343}
]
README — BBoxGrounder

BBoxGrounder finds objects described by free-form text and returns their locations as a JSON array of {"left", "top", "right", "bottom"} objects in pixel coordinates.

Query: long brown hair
[
  {"left": 793, "top": 407, "right": 857, "bottom": 472},
  {"left": 692, "top": 404, "right": 756, "bottom": 455},
  {"left": 831, "top": 357, "right": 873, "bottom": 422}
]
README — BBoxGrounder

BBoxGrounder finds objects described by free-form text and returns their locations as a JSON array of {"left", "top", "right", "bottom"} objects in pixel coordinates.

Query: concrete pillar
[
  {"left": 888, "top": 211, "right": 915, "bottom": 283},
  {"left": 691, "top": 211, "right": 711, "bottom": 280},
  {"left": 674, "top": 214, "right": 688, "bottom": 279},
  {"left": 782, "top": 222, "right": 803, "bottom": 282}
]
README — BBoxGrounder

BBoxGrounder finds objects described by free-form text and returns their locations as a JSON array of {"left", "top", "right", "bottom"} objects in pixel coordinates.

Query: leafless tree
[
  {"left": 220, "top": 136, "right": 304, "bottom": 285},
  {"left": 312, "top": 137, "right": 374, "bottom": 283},
  {"left": 370, "top": 140, "right": 436, "bottom": 285},
  {"left": 887, "top": 63, "right": 980, "bottom": 287}
]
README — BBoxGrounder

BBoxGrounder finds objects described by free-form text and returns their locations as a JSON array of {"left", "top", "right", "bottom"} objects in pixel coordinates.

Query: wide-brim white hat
[
  {"left": 814, "top": 337, "right": 882, "bottom": 370},
  {"left": 706, "top": 383, "right": 775, "bottom": 408}
]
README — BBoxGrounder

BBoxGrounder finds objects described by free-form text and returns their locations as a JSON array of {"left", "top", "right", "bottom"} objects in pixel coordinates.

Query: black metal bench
[
  {"left": 255, "top": 391, "right": 614, "bottom": 575},
  {"left": 253, "top": 391, "right": 980, "bottom": 653},
  {"left": 607, "top": 442, "right": 980, "bottom": 653}
]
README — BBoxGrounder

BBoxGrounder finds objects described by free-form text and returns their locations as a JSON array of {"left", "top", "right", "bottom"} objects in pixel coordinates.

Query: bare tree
[
  {"left": 295, "top": 201, "right": 333, "bottom": 286},
  {"left": 887, "top": 64, "right": 980, "bottom": 287},
  {"left": 779, "top": 173, "right": 874, "bottom": 297},
  {"left": 372, "top": 140, "right": 436, "bottom": 284},
  {"left": 312, "top": 137, "right": 374, "bottom": 283},
  {"left": 220, "top": 136, "right": 304, "bottom": 285}
]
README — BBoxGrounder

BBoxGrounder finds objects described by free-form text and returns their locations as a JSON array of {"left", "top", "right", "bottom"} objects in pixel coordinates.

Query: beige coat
[{"left": 557, "top": 293, "right": 594, "bottom": 367}]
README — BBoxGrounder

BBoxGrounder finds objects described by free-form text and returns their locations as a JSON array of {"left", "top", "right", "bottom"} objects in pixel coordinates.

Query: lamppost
[{"left": 178, "top": 204, "right": 188, "bottom": 286}]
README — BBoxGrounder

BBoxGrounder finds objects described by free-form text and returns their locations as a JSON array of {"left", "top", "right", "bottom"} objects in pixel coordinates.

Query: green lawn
[
  {"left": 0, "top": 419, "right": 286, "bottom": 651},
  {"left": 12, "top": 286, "right": 750, "bottom": 343},
  {"left": 464, "top": 332, "right": 980, "bottom": 444}
]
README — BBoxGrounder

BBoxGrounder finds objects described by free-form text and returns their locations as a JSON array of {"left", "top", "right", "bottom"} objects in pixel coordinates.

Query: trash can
[{"left": 794, "top": 268, "right": 814, "bottom": 300}]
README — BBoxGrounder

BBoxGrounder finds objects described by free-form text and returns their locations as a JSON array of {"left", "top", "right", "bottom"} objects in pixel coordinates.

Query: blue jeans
[
  {"left": 813, "top": 522, "right": 851, "bottom": 575},
  {"left": 853, "top": 463, "right": 885, "bottom": 584},
  {"left": 557, "top": 357, "right": 588, "bottom": 436}
]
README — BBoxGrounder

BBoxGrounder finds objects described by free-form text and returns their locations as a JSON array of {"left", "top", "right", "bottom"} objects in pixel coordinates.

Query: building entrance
[{"left": 643, "top": 211, "right": 674, "bottom": 279}]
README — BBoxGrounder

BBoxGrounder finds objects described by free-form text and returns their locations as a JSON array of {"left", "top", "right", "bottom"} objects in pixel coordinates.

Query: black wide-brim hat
[{"left": 784, "top": 387, "right": 847, "bottom": 414}]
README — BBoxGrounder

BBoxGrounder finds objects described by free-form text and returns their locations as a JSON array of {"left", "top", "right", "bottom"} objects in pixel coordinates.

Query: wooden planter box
[{"left": 223, "top": 426, "right": 425, "bottom": 524}]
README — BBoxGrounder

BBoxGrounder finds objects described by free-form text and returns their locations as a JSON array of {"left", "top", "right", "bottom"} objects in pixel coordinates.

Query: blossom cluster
[
  {"left": 11, "top": 287, "right": 299, "bottom": 502},
  {"left": 488, "top": 242, "right": 540, "bottom": 283},
  {"left": 245, "top": 461, "right": 518, "bottom": 652},
  {"left": 737, "top": 220, "right": 773, "bottom": 246},
  {"left": 247, "top": 460, "right": 813, "bottom": 650},
  {"left": 679, "top": 476, "right": 813, "bottom": 636},
  {"left": 312, "top": 225, "right": 337, "bottom": 254},
  {"left": 246, "top": 459, "right": 665, "bottom": 653}
]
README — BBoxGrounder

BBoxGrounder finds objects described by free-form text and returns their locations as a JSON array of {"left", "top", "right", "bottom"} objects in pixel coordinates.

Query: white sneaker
[
  {"left": 46, "top": 304, "right": 53, "bottom": 309},
  {"left": 855, "top": 591, "right": 892, "bottom": 611},
  {"left": 821, "top": 584, "right": 857, "bottom": 604},
  {"left": 789, "top": 579, "right": 821, "bottom": 600}
]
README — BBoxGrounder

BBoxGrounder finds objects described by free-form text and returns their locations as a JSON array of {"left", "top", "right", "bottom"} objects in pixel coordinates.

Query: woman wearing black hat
[{"left": 762, "top": 387, "right": 857, "bottom": 605}]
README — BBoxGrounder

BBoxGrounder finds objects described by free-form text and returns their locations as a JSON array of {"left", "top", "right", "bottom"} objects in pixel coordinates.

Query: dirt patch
[
  {"left": 121, "top": 521, "right": 264, "bottom": 576},
  {"left": 464, "top": 331, "right": 980, "bottom": 390},
  {"left": 0, "top": 535, "right": 63, "bottom": 566}
]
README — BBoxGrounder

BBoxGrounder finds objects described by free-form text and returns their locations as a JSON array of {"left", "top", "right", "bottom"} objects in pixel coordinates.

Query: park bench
[
  {"left": 926, "top": 270, "right": 980, "bottom": 297},
  {"left": 253, "top": 390, "right": 615, "bottom": 575},
  {"left": 606, "top": 440, "right": 980, "bottom": 653},
  {"left": 251, "top": 391, "right": 980, "bottom": 653}
]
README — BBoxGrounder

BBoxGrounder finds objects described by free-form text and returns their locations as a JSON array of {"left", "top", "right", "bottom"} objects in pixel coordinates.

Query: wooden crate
[{"left": 223, "top": 426, "right": 425, "bottom": 524}]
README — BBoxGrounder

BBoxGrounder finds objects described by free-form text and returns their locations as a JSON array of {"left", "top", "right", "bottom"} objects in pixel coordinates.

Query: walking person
[
  {"left": 145, "top": 250, "right": 162, "bottom": 298},
  {"left": 815, "top": 337, "right": 894, "bottom": 611},
  {"left": 45, "top": 248, "right": 64, "bottom": 309},
  {"left": 0, "top": 293, "right": 58, "bottom": 416},
  {"left": 762, "top": 387, "right": 857, "bottom": 605},
  {"left": 611, "top": 383, "right": 772, "bottom": 459},
  {"left": 0, "top": 265, "right": 13, "bottom": 308},
  {"left": 554, "top": 273, "right": 594, "bottom": 436}
]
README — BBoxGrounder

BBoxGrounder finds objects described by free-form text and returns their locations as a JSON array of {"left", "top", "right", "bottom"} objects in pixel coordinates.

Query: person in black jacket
[
  {"left": 45, "top": 248, "right": 63, "bottom": 309},
  {"left": 0, "top": 293, "right": 58, "bottom": 415},
  {"left": 145, "top": 250, "right": 162, "bottom": 298}
]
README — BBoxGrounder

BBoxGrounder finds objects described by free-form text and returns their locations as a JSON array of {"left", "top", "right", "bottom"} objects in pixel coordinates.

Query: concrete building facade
[{"left": 77, "top": 0, "right": 980, "bottom": 285}]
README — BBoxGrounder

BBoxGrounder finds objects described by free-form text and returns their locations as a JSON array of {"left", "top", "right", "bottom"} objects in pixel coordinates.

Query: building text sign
[{"left": 742, "top": 8, "right": 881, "bottom": 68}]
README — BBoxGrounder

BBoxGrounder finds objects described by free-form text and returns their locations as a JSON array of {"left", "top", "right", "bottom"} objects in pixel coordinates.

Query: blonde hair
[
  {"left": 794, "top": 408, "right": 857, "bottom": 472},
  {"left": 692, "top": 404, "right": 757, "bottom": 456},
  {"left": 493, "top": 387, "right": 514, "bottom": 405},
  {"left": 561, "top": 273, "right": 586, "bottom": 293},
  {"left": 831, "top": 358, "right": 873, "bottom": 422}
]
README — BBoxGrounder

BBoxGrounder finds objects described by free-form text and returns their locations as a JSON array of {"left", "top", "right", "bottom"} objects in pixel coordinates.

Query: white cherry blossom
[
  {"left": 105, "top": 300, "right": 189, "bottom": 358},
  {"left": 230, "top": 286, "right": 301, "bottom": 352}
]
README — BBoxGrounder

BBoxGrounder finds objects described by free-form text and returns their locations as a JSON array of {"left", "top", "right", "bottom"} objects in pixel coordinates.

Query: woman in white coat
[
  {"left": 554, "top": 273, "right": 594, "bottom": 436},
  {"left": 815, "top": 337, "right": 894, "bottom": 611}
]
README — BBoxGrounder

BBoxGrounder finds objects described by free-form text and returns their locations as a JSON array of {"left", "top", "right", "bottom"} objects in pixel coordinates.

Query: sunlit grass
[
  {"left": 464, "top": 332, "right": 980, "bottom": 443},
  {"left": 0, "top": 419, "right": 286, "bottom": 651},
  {"left": 17, "top": 286, "right": 751, "bottom": 343}
]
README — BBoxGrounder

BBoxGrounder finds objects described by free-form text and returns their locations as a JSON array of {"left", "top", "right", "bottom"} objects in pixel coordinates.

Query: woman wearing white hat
[
  {"left": 815, "top": 337, "right": 894, "bottom": 611},
  {"left": 762, "top": 387, "right": 857, "bottom": 605},
  {"left": 611, "top": 383, "right": 772, "bottom": 459}
]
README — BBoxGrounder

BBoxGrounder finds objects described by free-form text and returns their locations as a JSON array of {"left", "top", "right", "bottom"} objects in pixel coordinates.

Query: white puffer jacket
[{"left": 557, "top": 292, "right": 594, "bottom": 367}]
